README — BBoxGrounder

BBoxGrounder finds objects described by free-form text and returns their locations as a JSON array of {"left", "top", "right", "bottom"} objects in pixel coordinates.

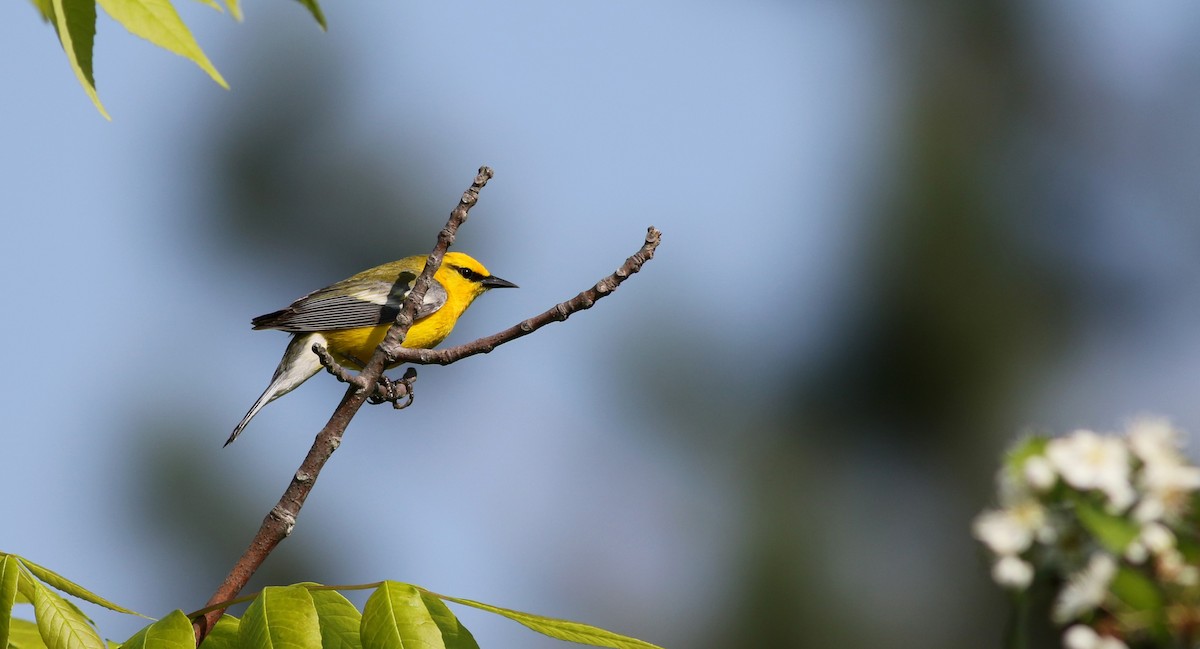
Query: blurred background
[{"left": 4, "top": 2, "right": 1200, "bottom": 648}]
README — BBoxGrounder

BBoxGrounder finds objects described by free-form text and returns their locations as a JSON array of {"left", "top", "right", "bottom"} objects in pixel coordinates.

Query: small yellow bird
[{"left": 227, "top": 252, "right": 517, "bottom": 446}]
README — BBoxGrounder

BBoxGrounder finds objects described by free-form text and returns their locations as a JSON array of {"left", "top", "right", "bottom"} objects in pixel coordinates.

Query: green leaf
[
  {"left": 1110, "top": 567, "right": 1162, "bottom": 612},
  {"left": 239, "top": 586, "right": 321, "bottom": 649},
  {"left": 17, "top": 559, "right": 144, "bottom": 617},
  {"left": 29, "top": 0, "right": 55, "bottom": 21},
  {"left": 199, "top": 615, "right": 239, "bottom": 649},
  {"left": 96, "top": 0, "right": 228, "bottom": 88},
  {"left": 360, "top": 582, "right": 477, "bottom": 649},
  {"left": 1110, "top": 566, "right": 1169, "bottom": 643},
  {"left": 16, "top": 572, "right": 37, "bottom": 602},
  {"left": 290, "top": 0, "right": 325, "bottom": 30},
  {"left": 8, "top": 618, "right": 48, "bottom": 649},
  {"left": 417, "top": 591, "right": 477, "bottom": 649},
  {"left": 434, "top": 592, "right": 664, "bottom": 649},
  {"left": 188, "top": 0, "right": 223, "bottom": 12},
  {"left": 120, "top": 611, "right": 195, "bottom": 649},
  {"left": 308, "top": 590, "right": 361, "bottom": 649},
  {"left": 50, "top": 0, "right": 109, "bottom": 119},
  {"left": 30, "top": 580, "right": 105, "bottom": 649},
  {"left": 2, "top": 556, "right": 21, "bottom": 649},
  {"left": 1075, "top": 501, "right": 1139, "bottom": 554}
]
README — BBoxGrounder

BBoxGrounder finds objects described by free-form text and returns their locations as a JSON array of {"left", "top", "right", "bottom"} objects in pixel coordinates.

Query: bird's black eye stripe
[{"left": 455, "top": 266, "right": 481, "bottom": 281}]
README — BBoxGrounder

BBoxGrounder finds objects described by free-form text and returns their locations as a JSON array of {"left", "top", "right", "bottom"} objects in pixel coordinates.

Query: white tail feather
[{"left": 225, "top": 332, "right": 327, "bottom": 446}]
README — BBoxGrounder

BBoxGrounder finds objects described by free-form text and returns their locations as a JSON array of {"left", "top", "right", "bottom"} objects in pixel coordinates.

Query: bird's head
[{"left": 438, "top": 251, "right": 519, "bottom": 300}]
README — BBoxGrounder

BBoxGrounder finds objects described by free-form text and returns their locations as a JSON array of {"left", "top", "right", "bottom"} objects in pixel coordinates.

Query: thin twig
[
  {"left": 390, "top": 226, "right": 661, "bottom": 366},
  {"left": 191, "top": 167, "right": 492, "bottom": 644}
]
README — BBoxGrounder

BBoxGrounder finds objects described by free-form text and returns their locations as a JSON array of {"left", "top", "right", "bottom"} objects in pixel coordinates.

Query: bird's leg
[{"left": 313, "top": 343, "right": 417, "bottom": 408}]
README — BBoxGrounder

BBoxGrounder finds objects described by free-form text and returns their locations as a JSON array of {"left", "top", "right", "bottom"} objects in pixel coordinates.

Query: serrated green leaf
[
  {"left": 434, "top": 592, "right": 664, "bottom": 649},
  {"left": 1075, "top": 501, "right": 1139, "bottom": 554},
  {"left": 1, "top": 556, "right": 21, "bottom": 649},
  {"left": 239, "top": 586, "right": 321, "bottom": 649},
  {"left": 308, "top": 590, "right": 361, "bottom": 649},
  {"left": 50, "top": 0, "right": 109, "bottom": 119},
  {"left": 8, "top": 618, "right": 47, "bottom": 649},
  {"left": 222, "top": 0, "right": 241, "bottom": 21},
  {"left": 17, "top": 559, "right": 144, "bottom": 617},
  {"left": 361, "top": 582, "right": 477, "bottom": 649},
  {"left": 199, "top": 615, "right": 239, "bottom": 649},
  {"left": 29, "top": 0, "right": 55, "bottom": 21},
  {"left": 96, "top": 0, "right": 228, "bottom": 88},
  {"left": 290, "top": 0, "right": 325, "bottom": 30},
  {"left": 31, "top": 580, "right": 105, "bottom": 649},
  {"left": 120, "top": 611, "right": 194, "bottom": 649}
]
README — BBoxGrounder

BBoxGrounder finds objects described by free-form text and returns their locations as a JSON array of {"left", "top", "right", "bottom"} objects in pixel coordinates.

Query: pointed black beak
[{"left": 482, "top": 275, "right": 519, "bottom": 289}]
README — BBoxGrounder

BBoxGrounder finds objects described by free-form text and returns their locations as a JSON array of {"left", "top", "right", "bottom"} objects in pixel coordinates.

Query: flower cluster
[{"left": 974, "top": 418, "right": 1200, "bottom": 649}]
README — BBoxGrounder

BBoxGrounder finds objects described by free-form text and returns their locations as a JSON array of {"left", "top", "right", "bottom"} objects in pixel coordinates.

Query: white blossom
[
  {"left": 1024, "top": 455, "right": 1057, "bottom": 492},
  {"left": 1126, "top": 421, "right": 1200, "bottom": 524},
  {"left": 1062, "top": 625, "right": 1127, "bottom": 649},
  {"left": 1154, "top": 547, "right": 1197, "bottom": 586},
  {"left": 1127, "top": 417, "right": 1183, "bottom": 466},
  {"left": 1046, "top": 430, "right": 1134, "bottom": 511},
  {"left": 972, "top": 502, "right": 1045, "bottom": 556},
  {"left": 1063, "top": 624, "right": 1098, "bottom": 649},
  {"left": 1053, "top": 553, "right": 1117, "bottom": 624},
  {"left": 1139, "top": 522, "right": 1175, "bottom": 555},
  {"left": 992, "top": 555, "right": 1034, "bottom": 589},
  {"left": 1135, "top": 462, "right": 1200, "bottom": 524},
  {"left": 977, "top": 419, "right": 1200, "bottom": 644},
  {"left": 1123, "top": 540, "right": 1147, "bottom": 565}
]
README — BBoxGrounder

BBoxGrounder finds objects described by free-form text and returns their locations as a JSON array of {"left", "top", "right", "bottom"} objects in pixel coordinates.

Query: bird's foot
[{"left": 369, "top": 367, "right": 418, "bottom": 409}]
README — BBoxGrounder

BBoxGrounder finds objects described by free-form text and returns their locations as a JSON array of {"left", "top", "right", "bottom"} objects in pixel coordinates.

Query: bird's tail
[{"left": 225, "top": 332, "right": 327, "bottom": 446}]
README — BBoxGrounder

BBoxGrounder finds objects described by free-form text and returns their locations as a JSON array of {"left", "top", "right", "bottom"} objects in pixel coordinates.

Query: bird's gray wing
[{"left": 251, "top": 272, "right": 448, "bottom": 332}]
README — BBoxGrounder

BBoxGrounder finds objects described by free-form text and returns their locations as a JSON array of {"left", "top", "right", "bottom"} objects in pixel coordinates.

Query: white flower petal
[
  {"left": 973, "top": 509, "right": 1034, "bottom": 556},
  {"left": 1024, "top": 456, "right": 1057, "bottom": 491},
  {"left": 1053, "top": 553, "right": 1117, "bottom": 624},
  {"left": 992, "top": 555, "right": 1034, "bottom": 589},
  {"left": 1141, "top": 522, "right": 1175, "bottom": 554},
  {"left": 1063, "top": 625, "right": 1099, "bottom": 649}
]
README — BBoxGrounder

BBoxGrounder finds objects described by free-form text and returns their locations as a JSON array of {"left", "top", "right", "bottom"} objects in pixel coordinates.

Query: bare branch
[{"left": 192, "top": 167, "right": 492, "bottom": 644}]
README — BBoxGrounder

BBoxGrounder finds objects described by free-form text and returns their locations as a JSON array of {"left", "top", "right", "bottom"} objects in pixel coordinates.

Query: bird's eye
[{"left": 456, "top": 266, "right": 478, "bottom": 281}]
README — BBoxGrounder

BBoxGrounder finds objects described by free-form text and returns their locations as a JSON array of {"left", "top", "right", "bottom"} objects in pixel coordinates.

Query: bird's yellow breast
[{"left": 321, "top": 306, "right": 460, "bottom": 368}]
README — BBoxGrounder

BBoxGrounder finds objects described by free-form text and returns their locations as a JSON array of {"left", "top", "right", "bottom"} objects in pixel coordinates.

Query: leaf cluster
[
  {"left": 1, "top": 553, "right": 663, "bottom": 649},
  {"left": 27, "top": 0, "right": 326, "bottom": 119}
]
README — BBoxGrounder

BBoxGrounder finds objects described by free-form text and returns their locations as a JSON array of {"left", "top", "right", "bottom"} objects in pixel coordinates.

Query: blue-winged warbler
[{"left": 227, "top": 251, "right": 517, "bottom": 446}]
